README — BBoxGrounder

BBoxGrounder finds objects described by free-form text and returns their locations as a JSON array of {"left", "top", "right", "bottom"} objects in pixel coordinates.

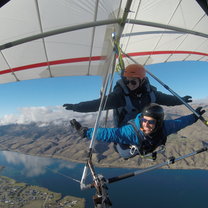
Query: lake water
[{"left": 0, "top": 150, "right": 208, "bottom": 208}]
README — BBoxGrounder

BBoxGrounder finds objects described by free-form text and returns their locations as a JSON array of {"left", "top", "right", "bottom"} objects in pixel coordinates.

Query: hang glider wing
[
  {"left": 0, "top": 0, "right": 207, "bottom": 84},
  {"left": 121, "top": 0, "right": 208, "bottom": 65}
]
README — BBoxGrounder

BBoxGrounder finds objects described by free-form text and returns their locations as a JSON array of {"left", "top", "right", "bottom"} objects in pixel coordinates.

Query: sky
[{"left": 0, "top": 60, "right": 207, "bottom": 124}]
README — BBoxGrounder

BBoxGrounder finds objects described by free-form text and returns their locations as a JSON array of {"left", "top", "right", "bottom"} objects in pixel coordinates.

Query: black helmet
[{"left": 142, "top": 104, "right": 164, "bottom": 128}]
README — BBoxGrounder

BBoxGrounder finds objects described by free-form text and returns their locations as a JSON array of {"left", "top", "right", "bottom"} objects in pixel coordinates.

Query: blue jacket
[{"left": 86, "top": 113, "right": 196, "bottom": 146}]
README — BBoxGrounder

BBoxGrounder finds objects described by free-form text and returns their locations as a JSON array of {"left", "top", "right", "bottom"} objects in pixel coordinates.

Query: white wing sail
[{"left": 0, "top": 0, "right": 207, "bottom": 84}]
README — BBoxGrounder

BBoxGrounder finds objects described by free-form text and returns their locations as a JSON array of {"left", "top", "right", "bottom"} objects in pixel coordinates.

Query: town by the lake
[{"left": 0, "top": 166, "right": 85, "bottom": 208}]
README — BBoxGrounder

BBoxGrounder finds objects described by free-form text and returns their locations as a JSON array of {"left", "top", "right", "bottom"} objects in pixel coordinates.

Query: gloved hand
[
  {"left": 194, "top": 107, "right": 206, "bottom": 121},
  {"left": 70, "top": 119, "right": 88, "bottom": 138},
  {"left": 63, "top": 104, "right": 74, "bottom": 110},
  {"left": 182, "top": 96, "right": 192, "bottom": 103}
]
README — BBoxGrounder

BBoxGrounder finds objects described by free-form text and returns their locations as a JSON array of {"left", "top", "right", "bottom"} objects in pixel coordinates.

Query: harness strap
[
  {"left": 145, "top": 78, "right": 156, "bottom": 103},
  {"left": 117, "top": 79, "right": 129, "bottom": 94},
  {"left": 114, "top": 78, "right": 157, "bottom": 127},
  {"left": 113, "top": 80, "right": 137, "bottom": 127},
  {"left": 127, "top": 120, "right": 145, "bottom": 155},
  {"left": 117, "top": 80, "right": 136, "bottom": 114}
]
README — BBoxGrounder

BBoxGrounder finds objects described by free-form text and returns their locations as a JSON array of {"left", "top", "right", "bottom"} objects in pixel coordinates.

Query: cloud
[
  {"left": 193, "top": 97, "right": 208, "bottom": 104},
  {"left": 0, "top": 106, "right": 113, "bottom": 126},
  {"left": 0, "top": 99, "right": 207, "bottom": 126}
]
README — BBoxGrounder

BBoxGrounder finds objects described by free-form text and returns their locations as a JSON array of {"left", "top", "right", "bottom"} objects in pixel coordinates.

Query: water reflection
[
  {"left": 0, "top": 150, "right": 93, "bottom": 207},
  {"left": 1, "top": 150, "right": 208, "bottom": 208},
  {"left": 1, "top": 151, "right": 78, "bottom": 177}
]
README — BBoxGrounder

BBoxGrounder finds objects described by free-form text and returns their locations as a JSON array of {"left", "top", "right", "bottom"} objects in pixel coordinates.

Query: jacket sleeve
[
  {"left": 163, "top": 114, "right": 196, "bottom": 136},
  {"left": 85, "top": 125, "right": 139, "bottom": 145},
  {"left": 152, "top": 86, "right": 184, "bottom": 106},
  {"left": 72, "top": 88, "right": 125, "bottom": 112}
]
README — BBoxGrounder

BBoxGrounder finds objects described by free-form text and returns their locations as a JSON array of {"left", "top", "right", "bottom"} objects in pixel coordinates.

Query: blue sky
[{"left": 0, "top": 61, "right": 207, "bottom": 119}]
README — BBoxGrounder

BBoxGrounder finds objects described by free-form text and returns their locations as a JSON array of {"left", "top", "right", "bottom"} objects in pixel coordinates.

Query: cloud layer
[
  {"left": 0, "top": 106, "right": 113, "bottom": 126},
  {"left": 0, "top": 97, "right": 207, "bottom": 126}
]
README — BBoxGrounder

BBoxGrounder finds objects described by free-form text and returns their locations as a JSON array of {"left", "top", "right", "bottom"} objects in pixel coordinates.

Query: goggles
[{"left": 141, "top": 118, "right": 156, "bottom": 125}]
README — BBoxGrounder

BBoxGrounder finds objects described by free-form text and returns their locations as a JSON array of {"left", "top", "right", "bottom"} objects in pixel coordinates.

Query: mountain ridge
[{"left": 0, "top": 103, "right": 207, "bottom": 170}]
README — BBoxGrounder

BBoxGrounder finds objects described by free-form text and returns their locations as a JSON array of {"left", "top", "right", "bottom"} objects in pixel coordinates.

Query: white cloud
[
  {"left": 0, "top": 100, "right": 207, "bottom": 126},
  {"left": 193, "top": 97, "right": 208, "bottom": 104},
  {"left": 0, "top": 106, "right": 113, "bottom": 126}
]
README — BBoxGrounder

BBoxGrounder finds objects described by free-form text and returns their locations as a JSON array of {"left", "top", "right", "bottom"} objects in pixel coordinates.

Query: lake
[{"left": 0, "top": 150, "right": 207, "bottom": 208}]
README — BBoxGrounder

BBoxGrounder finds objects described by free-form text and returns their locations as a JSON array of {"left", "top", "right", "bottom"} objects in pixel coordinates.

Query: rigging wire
[
  {"left": 0, "top": 143, "right": 81, "bottom": 184},
  {"left": 121, "top": 49, "right": 208, "bottom": 127},
  {"left": 45, "top": 166, "right": 81, "bottom": 184}
]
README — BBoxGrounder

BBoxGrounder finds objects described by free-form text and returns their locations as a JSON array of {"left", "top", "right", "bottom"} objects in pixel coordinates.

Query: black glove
[
  {"left": 194, "top": 107, "right": 206, "bottom": 121},
  {"left": 70, "top": 119, "right": 88, "bottom": 138},
  {"left": 182, "top": 96, "right": 192, "bottom": 103},
  {"left": 63, "top": 104, "right": 74, "bottom": 110}
]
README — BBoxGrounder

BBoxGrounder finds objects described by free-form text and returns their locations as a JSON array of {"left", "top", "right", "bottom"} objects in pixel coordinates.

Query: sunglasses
[
  {"left": 124, "top": 80, "right": 138, "bottom": 86},
  {"left": 141, "top": 118, "right": 156, "bottom": 125}
]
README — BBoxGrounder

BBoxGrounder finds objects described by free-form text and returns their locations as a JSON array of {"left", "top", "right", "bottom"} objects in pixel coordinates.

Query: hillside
[{"left": 0, "top": 103, "right": 208, "bottom": 170}]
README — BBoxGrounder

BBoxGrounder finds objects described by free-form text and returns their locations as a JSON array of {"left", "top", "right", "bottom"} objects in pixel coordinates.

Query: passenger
[
  {"left": 64, "top": 64, "right": 192, "bottom": 156},
  {"left": 63, "top": 64, "right": 192, "bottom": 128},
  {"left": 70, "top": 104, "right": 205, "bottom": 159}
]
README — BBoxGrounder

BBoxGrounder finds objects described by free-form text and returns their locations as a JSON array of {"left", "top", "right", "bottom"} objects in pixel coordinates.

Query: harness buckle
[{"left": 129, "top": 145, "right": 139, "bottom": 155}]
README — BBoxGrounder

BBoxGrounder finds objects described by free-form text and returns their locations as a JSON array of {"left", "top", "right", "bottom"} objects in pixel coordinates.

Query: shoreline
[
  {"left": 0, "top": 175, "right": 85, "bottom": 208},
  {"left": 3, "top": 149, "right": 208, "bottom": 171}
]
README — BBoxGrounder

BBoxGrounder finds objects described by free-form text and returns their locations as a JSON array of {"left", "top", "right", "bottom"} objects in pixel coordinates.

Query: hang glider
[
  {"left": 1, "top": 1, "right": 208, "bottom": 207},
  {"left": 0, "top": 0, "right": 207, "bottom": 85}
]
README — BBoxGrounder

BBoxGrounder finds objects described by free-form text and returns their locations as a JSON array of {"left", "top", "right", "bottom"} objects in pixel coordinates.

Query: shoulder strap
[
  {"left": 145, "top": 78, "right": 156, "bottom": 103},
  {"left": 117, "top": 79, "right": 129, "bottom": 94},
  {"left": 117, "top": 79, "right": 136, "bottom": 113},
  {"left": 128, "top": 120, "right": 145, "bottom": 145}
]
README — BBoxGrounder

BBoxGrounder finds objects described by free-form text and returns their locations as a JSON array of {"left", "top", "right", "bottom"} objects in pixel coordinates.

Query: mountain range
[{"left": 0, "top": 103, "right": 208, "bottom": 170}]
